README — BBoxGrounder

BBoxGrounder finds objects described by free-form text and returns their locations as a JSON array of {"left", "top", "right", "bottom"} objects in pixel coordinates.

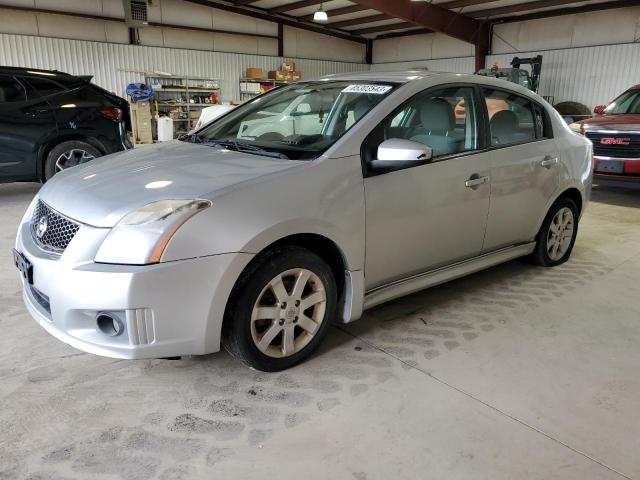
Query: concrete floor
[{"left": 1, "top": 182, "right": 639, "bottom": 480}]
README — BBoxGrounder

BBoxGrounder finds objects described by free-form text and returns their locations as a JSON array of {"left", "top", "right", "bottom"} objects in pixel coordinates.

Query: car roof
[
  {"left": 320, "top": 70, "right": 446, "bottom": 83},
  {"left": 319, "top": 69, "right": 546, "bottom": 102},
  {"left": 0, "top": 66, "right": 84, "bottom": 85}
]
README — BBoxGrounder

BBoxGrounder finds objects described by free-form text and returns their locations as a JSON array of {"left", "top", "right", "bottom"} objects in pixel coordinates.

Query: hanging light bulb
[{"left": 314, "top": 2, "right": 328, "bottom": 22}]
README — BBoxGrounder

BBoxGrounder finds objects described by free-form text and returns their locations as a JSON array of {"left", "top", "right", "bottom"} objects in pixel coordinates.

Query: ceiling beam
[
  {"left": 375, "top": 28, "right": 434, "bottom": 40},
  {"left": 269, "top": 0, "right": 321, "bottom": 14},
  {"left": 233, "top": 0, "right": 256, "bottom": 5},
  {"left": 183, "top": 0, "right": 367, "bottom": 43},
  {"left": 299, "top": 5, "right": 369, "bottom": 22},
  {"left": 496, "top": 0, "right": 640, "bottom": 22},
  {"left": 349, "top": 0, "right": 490, "bottom": 46},
  {"left": 0, "top": 3, "right": 279, "bottom": 39},
  {"left": 469, "top": 0, "right": 606, "bottom": 18},
  {"left": 439, "top": 0, "right": 501, "bottom": 9},
  {"left": 328, "top": 13, "right": 391, "bottom": 29},
  {"left": 350, "top": 22, "right": 424, "bottom": 35}
]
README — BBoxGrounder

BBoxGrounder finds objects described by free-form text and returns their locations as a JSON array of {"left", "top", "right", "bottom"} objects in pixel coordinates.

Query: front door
[{"left": 362, "top": 85, "right": 492, "bottom": 290}]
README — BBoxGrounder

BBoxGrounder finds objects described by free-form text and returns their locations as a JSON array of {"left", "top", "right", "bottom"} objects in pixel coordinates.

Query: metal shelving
[
  {"left": 146, "top": 74, "right": 221, "bottom": 137},
  {"left": 239, "top": 78, "right": 288, "bottom": 101}
]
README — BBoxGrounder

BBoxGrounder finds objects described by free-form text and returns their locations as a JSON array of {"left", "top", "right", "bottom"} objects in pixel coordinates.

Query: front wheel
[
  {"left": 532, "top": 197, "right": 579, "bottom": 267},
  {"left": 222, "top": 246, "right": 337, "bottom": 371}
]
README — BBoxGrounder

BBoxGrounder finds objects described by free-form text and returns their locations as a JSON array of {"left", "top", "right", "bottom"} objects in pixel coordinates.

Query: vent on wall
[{"left": 123, "top": 0, "right": 149, "bottom": 27}]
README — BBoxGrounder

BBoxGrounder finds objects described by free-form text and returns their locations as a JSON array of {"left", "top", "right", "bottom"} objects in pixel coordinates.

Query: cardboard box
[
  {"left": 268, "top": 70, "right": 288, "bottom": 81},
  {"left": 282, "top": 61, "right": 296, "bottom": 72},
  {"left": 290, "top": 71, "right": 302, "bottom": 81},
  {"left": 245, "top": 67, "right": 264, "bottom": 79},
  {"left": 130, "top": 101, "right": 153, "bottom": 144}
]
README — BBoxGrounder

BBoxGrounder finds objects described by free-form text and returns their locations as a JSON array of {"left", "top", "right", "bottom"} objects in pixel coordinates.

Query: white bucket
[{"left": 157, "top": 116, "right": 174, "bottom": 142}]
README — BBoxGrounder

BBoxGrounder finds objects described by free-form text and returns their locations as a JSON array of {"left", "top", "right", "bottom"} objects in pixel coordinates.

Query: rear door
[
  {"left": 0, "top": 74, "right": 57, "bottom": 181},
  {"left": 481, "top": 87, "right": 560, "bottom": 251}
]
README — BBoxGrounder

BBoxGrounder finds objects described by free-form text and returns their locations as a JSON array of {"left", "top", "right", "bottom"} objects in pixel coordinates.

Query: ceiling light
[{"left": 314, "top": 3, "right": 328, "bottom": 22}]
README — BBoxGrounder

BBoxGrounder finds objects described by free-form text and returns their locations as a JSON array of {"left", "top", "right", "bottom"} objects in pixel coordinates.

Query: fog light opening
[{"left": 96, "top": 313, "right": 124, "bottom": 337}]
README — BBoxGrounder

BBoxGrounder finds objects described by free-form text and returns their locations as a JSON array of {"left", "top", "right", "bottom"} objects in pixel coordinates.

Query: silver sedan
[{"left": 14, "top": 71, "right": 592, "bottom": 371}]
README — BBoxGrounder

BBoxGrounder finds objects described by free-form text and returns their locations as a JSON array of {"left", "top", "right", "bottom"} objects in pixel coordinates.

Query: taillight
[{"left": 99, "top": 107, "right": 123, "bottom": 122}]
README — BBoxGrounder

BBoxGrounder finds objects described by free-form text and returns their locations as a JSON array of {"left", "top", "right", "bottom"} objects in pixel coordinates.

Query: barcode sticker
[{"left": 342, "top": 84, "right": 392, "bottom": 94}]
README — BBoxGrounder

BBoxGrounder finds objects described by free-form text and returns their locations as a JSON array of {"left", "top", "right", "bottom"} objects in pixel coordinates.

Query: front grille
[
  {"left": 586, "top": 132, "right": 640, "bottom": 159},
  {"left": 30, "top": 200, "right": 81, "bottom": 254}
]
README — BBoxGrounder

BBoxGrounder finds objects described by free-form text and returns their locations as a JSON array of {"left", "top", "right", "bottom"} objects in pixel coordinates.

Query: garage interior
[{"left": 2, "top": 0, "right": 640, "bottom": 479}]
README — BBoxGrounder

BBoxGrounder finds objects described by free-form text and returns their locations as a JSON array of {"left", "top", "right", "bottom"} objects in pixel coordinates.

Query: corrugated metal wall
[
  {"left": 370, "top": 57, "right": 474, "bottom": 74},
  {"left": 488, "top": 42, "right": 640, "bottom": 109},
  {"left": 3, "top": 33, "right": 638, "bottom": 111},
  {"left": 0, "top": 33, "right": 369, "bottom": 101}
]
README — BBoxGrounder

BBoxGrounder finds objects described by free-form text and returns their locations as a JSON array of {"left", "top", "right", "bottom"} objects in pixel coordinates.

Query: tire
[
  {"left": 222, "top": 246, "right": 337, "bottom": 371},
  {"left": 531, "top": 197, "right": 579, "bottom": 267},
  {"left": 553, "top": 101, "right": 591, "bottom": 124},
  {"left": 44, "top": 141, "right": 102, "bottom": 181}
]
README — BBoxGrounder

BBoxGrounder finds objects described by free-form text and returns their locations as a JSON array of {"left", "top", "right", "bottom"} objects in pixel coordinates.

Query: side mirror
[
  {"left": 593, "top": 105, "right": 607, "bottom": 115},
  {"left": 371, "top": 139, "right": 433, "bottom": 171}
]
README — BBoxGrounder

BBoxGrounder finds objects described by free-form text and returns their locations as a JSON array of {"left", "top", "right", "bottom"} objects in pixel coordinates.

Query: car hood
[
  {"left": 39, "top": 141, "right": 305, "bottom": 227},
  {"left": 579, "top": 114, "right": 640, "bottom": 131}
]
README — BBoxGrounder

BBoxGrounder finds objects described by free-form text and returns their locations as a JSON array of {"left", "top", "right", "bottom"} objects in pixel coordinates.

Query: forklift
[{"left": 476, "top": 55, "right": 543, "bottom": 93}]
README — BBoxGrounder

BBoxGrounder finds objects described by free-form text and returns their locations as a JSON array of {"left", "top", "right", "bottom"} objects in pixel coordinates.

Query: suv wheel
[
  {"left": 532, "top": 197, "right": 579, "bottom": 267},
  {"left": 223, "top": 246, "right": 337, "bottom": 371},
  {"left": 44, "top": 141, "right": 101, "bottom": 181}
]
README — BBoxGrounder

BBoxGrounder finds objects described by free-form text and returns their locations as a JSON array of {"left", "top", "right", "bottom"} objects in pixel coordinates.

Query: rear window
[{"left": 24, "top": 77, "right": 67, "bottom": 97}]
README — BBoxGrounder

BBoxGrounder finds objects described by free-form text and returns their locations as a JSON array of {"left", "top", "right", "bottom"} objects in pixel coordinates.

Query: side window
[
  {"left": 378, "top": 86, "right": 479, "bottom": 158},
  {"left": 0, "top": 75, "right": 27, "bottom": 103},
  {"left": 483, "top": 88, "right": 536, "bottom": 146},
  {"left": 23, "top": 77, "right": 66, "bottom": 97}
]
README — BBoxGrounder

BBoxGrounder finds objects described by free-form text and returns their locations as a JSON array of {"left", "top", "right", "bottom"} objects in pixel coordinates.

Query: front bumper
[{"left": 15, "top": 218, "right": 253, "bottom": 359}]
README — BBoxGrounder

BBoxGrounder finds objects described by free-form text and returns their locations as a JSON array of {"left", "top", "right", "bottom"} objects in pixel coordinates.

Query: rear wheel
[
  {"left": 532, "top": 197, "right": 579, "bottom": 267},
  {"left": 222, "top": 246, "right": 337, "bottom": 371},
  {"left": 44, "top": 141, "right": 101, "bottom": 181}
]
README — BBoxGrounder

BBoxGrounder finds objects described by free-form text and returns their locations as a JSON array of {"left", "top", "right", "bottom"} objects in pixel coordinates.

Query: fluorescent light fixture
[{"left": 314, "top": 3, "right": 328, "bottom": 22}]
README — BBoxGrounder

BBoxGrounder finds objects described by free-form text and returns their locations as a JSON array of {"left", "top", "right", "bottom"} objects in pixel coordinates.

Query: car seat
[
  {"left": 490, "top": 110, "right": 529, "bottom": 145},
  {"left": 410, "top": 98, "right": 462, "bottom": 156}
]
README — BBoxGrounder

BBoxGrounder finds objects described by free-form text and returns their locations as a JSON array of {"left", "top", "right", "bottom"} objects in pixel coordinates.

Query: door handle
[
  {"left": 465, "top": 175, "right": 490, "bottom": 189},
  {"left": 540, "top": 156, "right": 558, "bottom": 169}
]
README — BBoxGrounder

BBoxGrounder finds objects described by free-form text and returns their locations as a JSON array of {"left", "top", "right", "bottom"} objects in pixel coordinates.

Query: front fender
[{"left": 161, "top": 155, "right": 366, "bottom": 271}]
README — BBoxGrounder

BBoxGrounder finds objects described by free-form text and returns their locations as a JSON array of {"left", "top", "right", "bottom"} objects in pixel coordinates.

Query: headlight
[{"left": 95, "top": 199, "right": 211, "bottom": 265}]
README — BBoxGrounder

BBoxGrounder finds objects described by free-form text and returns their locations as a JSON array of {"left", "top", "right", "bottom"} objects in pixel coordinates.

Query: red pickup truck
[{"left": 571, "top": 85, "right": 640, "bottom": 187}]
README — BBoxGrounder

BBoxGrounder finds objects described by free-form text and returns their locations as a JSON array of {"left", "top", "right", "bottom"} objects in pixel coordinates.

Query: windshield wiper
[{"left": 202, "top": 140, "right": 289, "bottom": 160}]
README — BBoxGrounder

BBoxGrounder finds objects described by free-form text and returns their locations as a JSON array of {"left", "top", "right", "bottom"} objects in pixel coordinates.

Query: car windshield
[
  {"left": 604, "top": 89, "right": 640, "bottom": 114},
  {"left": 191, "top": 81, "right": 397, "bottom": 160}
]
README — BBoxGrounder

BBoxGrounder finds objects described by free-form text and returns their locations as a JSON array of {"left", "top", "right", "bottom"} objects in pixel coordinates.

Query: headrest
[
  {"left": 490, "top": 110, "right": 519, "bottom": 131},
  {"left": 419, "top": 98, "right": 454, "bottom": 133}
]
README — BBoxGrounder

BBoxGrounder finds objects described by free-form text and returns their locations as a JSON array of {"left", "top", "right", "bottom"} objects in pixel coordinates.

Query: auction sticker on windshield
[{"left": 342, "top": 84, "right": 392, "bottom": 94}]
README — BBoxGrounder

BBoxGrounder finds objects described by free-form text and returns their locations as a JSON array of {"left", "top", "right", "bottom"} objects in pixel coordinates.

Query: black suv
[{"left": 0, "top": 66, "right": 131, "bottom": 182}]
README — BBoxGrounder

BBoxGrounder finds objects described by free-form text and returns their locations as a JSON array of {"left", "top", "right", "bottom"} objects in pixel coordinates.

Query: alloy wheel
[
  {"left": 547, "top": 207, "right": 574, "bottom": 261},
  {"left": 55, "top": 149, "right": 95, "bottom": 172},
  {"left": 250, "top": 268, "right": 327, "bottom": 358}
]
